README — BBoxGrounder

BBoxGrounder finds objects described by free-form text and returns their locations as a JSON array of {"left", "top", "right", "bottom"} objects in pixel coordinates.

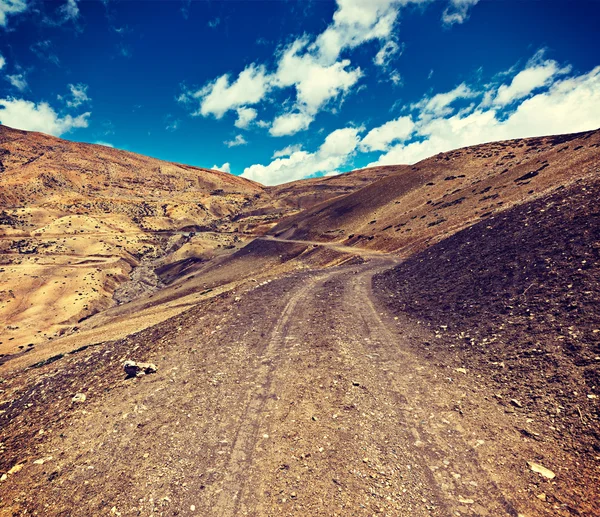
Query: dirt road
[{"left": 0, "top": 250, "right": 560, "bottom": 516}]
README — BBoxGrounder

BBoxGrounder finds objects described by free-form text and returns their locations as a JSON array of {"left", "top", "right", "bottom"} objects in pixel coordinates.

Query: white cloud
[
  {"left": 0, "top": 0, "right": 28, "bottom": 27},
  {"left": 212, "top": 162, "right": 231, "bottom": 173},
  {"left": 367, "top": 64, "right": 600, "bottom": 167},
  {"left": 374, "top": 40, "right": 401, "bottom": 68},
  {"left": 272, "top": 144, "right": 303, "bottom": 159},
  {"left": 94, "top": 141, "right": 114, "bottom": 147},
  {"left": 491, "top": 59, "right": 570, "bottom": 106},
  {"left": 224, "top": 134, "right": 247, "bottom": 147},
  {"left": 189, "top": 64, "right": 270, "bottom": 119},
  {"left": 269, "top": 111, "right": 314, "bottom": 137},
  {"left": 63, "top": 83, "right": 90, "bottom": 108},
  {"left": 7, "top": 73, "right": 27, "bottom": 91},
  {"left": 442, "top": 0, "right": 480, "bottom": 27},
  {"left": 234, "top": 107, "right": 257, "bottom": 129},
  {"left": 273, "top": 38, "right": 363, "bottom": 123},
  {"left": 242, "top": 126, "right": 362, "bottom": 185},
  {"left": 360, "top": 116, "right": 414, "bottom": 151},
  {"left": 313, "top": 0, "right": 415, "bottom": 64},
  {"left": 413, "top": 82, "right": 475, "bottom": 117},
  {"left": 0, "top": 98, "right": 89, "bottom": 136},
  {"left": 182, "top": 0, "right": 427, "bottom": 136},
  {"left": 0, "top": 54, "right": 5, "bottom": 69},
  {"left": 389, "top": 71, "right": 403, "bottom": 86},
  {"left": 59, "top": 0, "right": 79, "bottom": 22}
]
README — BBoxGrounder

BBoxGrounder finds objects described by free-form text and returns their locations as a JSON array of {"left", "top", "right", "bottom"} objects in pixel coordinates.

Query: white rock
[
  {"left": 527, "top": 461, "right": 555, "bottom": 479},
  {"left": 72, "top": 393, "right": 86, "bottom": 403}
]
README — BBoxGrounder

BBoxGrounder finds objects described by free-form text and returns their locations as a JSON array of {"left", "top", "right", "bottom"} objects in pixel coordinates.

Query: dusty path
[
  {"left": 257, "top": 234, "right": 388, "bottom": 258},
  {"left": 0, "top": 253, "right": 553, "bottom": 516}
]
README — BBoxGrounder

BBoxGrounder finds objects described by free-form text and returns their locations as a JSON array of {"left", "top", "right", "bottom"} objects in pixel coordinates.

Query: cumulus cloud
[
  {"left": 241, "top": 126, "right": 362, "bottom": 185},
  {"left": 360, "top": 116, "right": 414, "bottom": 151},
  {"left": 269, "top": 37, "right": 363, "bottom": 134},
  {"left": 0, "top": 98, "right": 89, "bottom": 136},
  {"left": 313, "top": 0, "right": 416, "bottom": 63},
  {"left": 0, "top": 0, "right": 28, "bottom": 27},
  {"left": 187, "top": 64, "right": 270, "bottom": 119},
  {"left": 272, "top": 144, "right": 303, "bottom": 159},
  {"left": 234, "top": 107, "right": 258, "bottom": 129},
  {"left": 182, "top": 0, "right": 428, "bottom": 136},
  {"left": 412, "top": 82, "right": 475, "bottom": 117},
  {"left": 224, "top": 134, "right": 247, "bottom": 147},
  {"left": 0, "top": 54, "right": 5, "bottom": 69},
  {"left": 269, "top": 111, "right": 314, "bottom": 137},
  {"left": 366, "top": 62, "right": 600, "bottom": 167},
  {"left": 491, "top": 58, "right": 571, "bottom": 106},
  {"left": 442, "top": 0, "right": 480, "bottom": 27},
  {"left": 212, "top": 162, "right": 231, "bottom": 173},
  {"left": 94, "top": 141, "right": 114, "bottom": 147}
]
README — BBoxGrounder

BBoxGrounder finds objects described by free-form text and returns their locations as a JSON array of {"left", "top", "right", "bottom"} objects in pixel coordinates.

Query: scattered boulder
[
  {"left": 124, "top": 360, "right": 158, "bottom": 378},
  {"left": 1, "top": 462, "right": 25, "bottom": 482},
  {"left": 72, "top": 393, "right": 86, "bottom": 403}
]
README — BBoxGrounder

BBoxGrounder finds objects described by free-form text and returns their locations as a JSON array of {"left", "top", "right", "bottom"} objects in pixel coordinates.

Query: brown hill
[
  {"left": 0, "top": 124, "right": 392, "bottom": 357},
  {"left": 220, "top": 167, "right": 396, "bottom": 235},
  {"left": 270, "top": 129, "right": 600, "bottom": 254},
  {"left": 0, "top": 124, "right": 264, "bottom": 226},
  {"left": 0, "top": 126, "right": 599, "bottom": 516},
  {"left": 0, "top": 124, "right": 266, "bottom": 355},
  {"left": 373, "top": 176, "right": 600, "bottom": 512},
  {"left": 267, "top": 166, "right": 393, "bottom": 210}
]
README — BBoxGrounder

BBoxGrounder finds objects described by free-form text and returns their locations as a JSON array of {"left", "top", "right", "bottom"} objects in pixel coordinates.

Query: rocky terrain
[
  {"left": 271, "top": 130, "right": 600, "bottom": 253},
  {"left": 0, "top": 125, "right": 386, "bottom": 356},
  {"left": 0, "top": 125, "right": 598, "bottom": 516}
]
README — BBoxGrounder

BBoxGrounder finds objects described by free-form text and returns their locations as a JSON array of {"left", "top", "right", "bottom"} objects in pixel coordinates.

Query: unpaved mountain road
[
  {"left": 0, "top": 248, "right": 572, "bottom": 516},
  {"left": 257, "top": 235, "right": 390, "bottom": 258}
]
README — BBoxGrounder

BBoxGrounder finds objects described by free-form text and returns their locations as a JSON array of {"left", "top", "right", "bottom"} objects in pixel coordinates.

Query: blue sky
[{"left": 0, "top": 0, "right": 599, "bottom": 185}]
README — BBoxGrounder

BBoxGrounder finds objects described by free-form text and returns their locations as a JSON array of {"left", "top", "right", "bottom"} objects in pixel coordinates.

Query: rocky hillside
[
  {"left": 373, "top": 176, "right": 600, "bottom": 489},
  {"left": 271, "top": 130, "right": 600, "bottom": 253},
  {"left": 0, "top": 125, "right": 267, "bottom": 231}
]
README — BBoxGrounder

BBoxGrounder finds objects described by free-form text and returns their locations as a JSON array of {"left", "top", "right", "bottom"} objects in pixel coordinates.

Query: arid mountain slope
[
  {"left": 0, "top": 128, "right": 599, "bottom": 516},
  {"left": 0, "top": 125, "right": 263, "bottom": 223},
  {"left": 266, "top": 166, "right": 394, "bottom": 210},
  {"left": 373, "top": 176, "right": 600, "bottom": 511},
  {"left": 0, "top": 124, "right": 264, "bottom": 355},
  {"left": 271, "top": 130, "right": 600, "bottom": 253},
  {"left": 0, "top": 124, "right": 392, "bottom": 358},
  {"left": 221, "top": 167, "right": 397, "bottom": 235}
]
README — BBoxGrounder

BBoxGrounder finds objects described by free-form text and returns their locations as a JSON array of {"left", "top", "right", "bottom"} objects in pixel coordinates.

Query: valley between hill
[{"left": 0, "top": 125, "right": 598, "bottom": 516}]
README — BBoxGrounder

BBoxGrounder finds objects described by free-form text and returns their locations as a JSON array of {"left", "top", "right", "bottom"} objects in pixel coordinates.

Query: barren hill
[
  {"left": 271, "top": 130, "right": 600, "bottom": 254},
  {"left": 0, "top": 124, "right": 264, "bottom": 355},
  {"left": 0, "top": 126, "right": 599, "bottom": 516},
  {"left": 0, "top": 124, "right": 264, "bottom": 220},
  {"left": 0, "top": 124, "right": 393, "bottom": 356}
]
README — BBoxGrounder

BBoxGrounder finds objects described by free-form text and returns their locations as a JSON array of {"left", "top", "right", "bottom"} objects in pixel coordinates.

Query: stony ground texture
[{"left": 1, "top": 246, "right": 593, "bottom": 515}]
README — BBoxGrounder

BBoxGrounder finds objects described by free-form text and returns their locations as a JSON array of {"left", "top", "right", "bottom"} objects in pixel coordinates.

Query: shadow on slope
[
  {"left": 373, "top": 178, "right": 600, "bottom": 458},
  {"left": 271, "top": 130, "right": 600, "bottom": 253}
]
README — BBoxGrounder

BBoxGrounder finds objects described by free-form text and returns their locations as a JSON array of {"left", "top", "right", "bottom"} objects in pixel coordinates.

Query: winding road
[{"left": 1, "top": 240, "right": 536, "bottom": 516}]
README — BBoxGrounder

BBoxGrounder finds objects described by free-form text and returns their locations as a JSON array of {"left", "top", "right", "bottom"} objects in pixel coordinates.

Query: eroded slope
[{"left": 271, "top": 130, "right": 600, "bottom": 253}]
